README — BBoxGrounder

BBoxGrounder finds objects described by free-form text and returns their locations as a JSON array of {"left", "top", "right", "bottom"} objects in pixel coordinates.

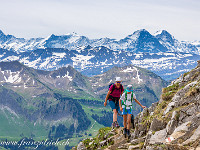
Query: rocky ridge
[{"left": 75, "top": 60, "right": 200, "bottom": 150}]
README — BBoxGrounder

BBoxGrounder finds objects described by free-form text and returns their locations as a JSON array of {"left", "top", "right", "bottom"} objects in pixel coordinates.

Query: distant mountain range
[{"left": 0, "top": 29, "right": 199, "bottom": 80}]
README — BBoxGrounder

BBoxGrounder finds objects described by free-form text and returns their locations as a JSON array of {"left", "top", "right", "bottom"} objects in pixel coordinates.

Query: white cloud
[{"left": 0, "top": 0, "right": 200, "bottom": 41}]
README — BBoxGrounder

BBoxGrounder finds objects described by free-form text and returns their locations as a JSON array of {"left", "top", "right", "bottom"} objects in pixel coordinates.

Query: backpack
[{"left": 122, "top": 91, "right": 134, "bottom": 111}]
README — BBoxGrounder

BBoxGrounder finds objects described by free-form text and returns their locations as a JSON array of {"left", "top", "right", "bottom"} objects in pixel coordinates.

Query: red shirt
[{"left": 109, "top": 84, "right": 124, "bottom": 98}]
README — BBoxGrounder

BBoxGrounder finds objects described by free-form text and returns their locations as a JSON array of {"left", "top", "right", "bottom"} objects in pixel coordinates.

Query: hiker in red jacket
[{"left": 104, "top": 77, "right": 124, "bottom": 128}]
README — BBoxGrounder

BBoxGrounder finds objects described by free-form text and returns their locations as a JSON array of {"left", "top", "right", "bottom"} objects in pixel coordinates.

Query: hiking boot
[
  {"left": 123, "top": 128, "right": 127, "bottom": 138},
  {"left": 111, "top": 121, "right": 120, "bottom": 128},
  {"left": 127, "top": 129, "right": 131, "bottom": 139},
  {"left": 111, "top": 122, "right": 116, "bottom": 129},
  {"left": 115, "top": 121, "right": 120, "bottom": 128},
  {"left": 131, "top": 115, "right": 135, "bottom": 129}
]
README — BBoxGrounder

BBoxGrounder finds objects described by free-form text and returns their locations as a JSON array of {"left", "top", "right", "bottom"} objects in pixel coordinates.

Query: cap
[
  {"left": 115, "top": 77, "right": 121, "bottom": 81},
  {"left": 126, "top": 85, "right": 133, "bottom": 92}
]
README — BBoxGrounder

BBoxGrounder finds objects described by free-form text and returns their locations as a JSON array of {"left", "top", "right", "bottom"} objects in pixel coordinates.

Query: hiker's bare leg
[
  {"left": 127, "top": 114, "right": 132, "bottom": 130},
  {"left": 113, "top": 109, "right": 117, "bottom": 122},
  {"left": 123, "top": 114, "right": 127, "bottom": 128}
]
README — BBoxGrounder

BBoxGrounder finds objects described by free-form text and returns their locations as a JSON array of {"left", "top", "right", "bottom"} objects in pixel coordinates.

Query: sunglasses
[{"left": 116, "top": 82, "right": 121, "bottom": 83}]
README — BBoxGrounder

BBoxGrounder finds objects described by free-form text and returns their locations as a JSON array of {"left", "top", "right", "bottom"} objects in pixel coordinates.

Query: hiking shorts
[
  {"left": 109, "top": 100, "right": 120, "bottom": 112},
  {"left": 122, "top": 108, "right": 132, "bottom": 115}
]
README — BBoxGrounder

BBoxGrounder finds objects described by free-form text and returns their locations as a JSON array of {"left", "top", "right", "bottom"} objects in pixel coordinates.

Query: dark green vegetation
[{"left": 81, "top": 127, "right": 113, "bottom": 150}]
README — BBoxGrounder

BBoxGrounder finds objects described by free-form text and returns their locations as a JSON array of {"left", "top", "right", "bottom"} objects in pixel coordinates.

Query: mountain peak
[
  {"left": 131, "top": 29, "right": 152, "bottom": 40},
  {"left": 0, "top": 61, "right": 24, "bottom": 72},
  {"left": 137, "top": 29, "right": 148, "bottom": 32},
  {"left": 132, "top": 29, "right": 149, "bottom": 35},
  {"left": 155, "top": 30, "right": 175, "bottom": 44},
  {"left": 0, "top": 29, "right": 5, "bottom": 37},
  {"left": 154, "top": 30, "right": 172, "bottom": 37},
  {"left": 125, "top": 29, "right": 149, "bottom": 41}
]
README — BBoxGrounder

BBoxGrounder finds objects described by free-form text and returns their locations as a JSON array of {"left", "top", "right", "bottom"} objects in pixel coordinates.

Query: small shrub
[
  {"left": 185, "top": 87, "right": 199, "bottom": 97},
  {"left": 161, "top": 91, "right": 176, "bottom": 101},
  {"left": 162, "top": 83, "right": 179, "bottom": 93},
  {"left": 162, "top": 83, "right": 179, "bottom": 101},
  {"left": 139, "top": 142, "right": 144, "bottom": 149}
]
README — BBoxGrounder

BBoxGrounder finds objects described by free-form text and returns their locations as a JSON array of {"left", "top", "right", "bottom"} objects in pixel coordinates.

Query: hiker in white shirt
[{"left": 119, "top": 85, "right": 146, "bottom": 139}]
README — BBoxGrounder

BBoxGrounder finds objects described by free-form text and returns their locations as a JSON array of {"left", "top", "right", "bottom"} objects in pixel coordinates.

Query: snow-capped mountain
[
  {"left": 155, "top": 30, "right": 198, "bottom": 54},
  {"left": 0, "top": 46, "right": 199, "bottom": 81},
  {"left": 0, "top": 29, "right": 199, "bottom": 81},
  {"left": 0, "top": 29, "right": 199, "bottom": 54},
  {"left": 191, "top": 40, "right": 200, "bottom": 51},
  {"left": 0, "top": 30, "right": 43, "bottom": 53},
  {"left": 110, "top": 29, "right": 168, "bottom": 53}
]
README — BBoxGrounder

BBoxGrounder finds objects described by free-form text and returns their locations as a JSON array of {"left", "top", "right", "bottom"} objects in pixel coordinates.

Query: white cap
[
  {"left": 115, "top": 77, "right": 121, "bottom": 81},
  {"left": 127, "top": 85, "right": 132, "bottom": 88},
  {"left": 126, "top": 85, "right": 133, "bottom": 92}
]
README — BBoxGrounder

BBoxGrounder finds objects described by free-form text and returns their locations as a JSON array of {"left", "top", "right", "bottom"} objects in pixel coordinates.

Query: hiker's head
[
  {"left": 126, "top": 85, "right": 133, "bottom": 93},
  {"left": 115, "top": 77, "right": 121, "bottom": 85}
]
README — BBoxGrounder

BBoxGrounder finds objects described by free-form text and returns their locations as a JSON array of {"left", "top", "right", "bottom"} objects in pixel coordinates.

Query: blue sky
[{"left": 0, "top": 0, "right": 200, "bottom": 41}]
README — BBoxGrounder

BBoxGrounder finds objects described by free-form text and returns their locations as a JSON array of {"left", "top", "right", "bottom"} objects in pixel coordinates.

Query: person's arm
[
  {"left": 121, "top": 91, "right": 124, "bottom": 96},
  {"left": 121, "top": 85, "right": 124, "bottom": 96},
  {"left": 104, "top": 90, "right": 112, "bottom": 107},
  {"left": 134, "top": 98, "right": 146, "bottom": 109},
  {"left": 119, "top": 93, "right": 125, "bottom": 111},
  {"left": 119, "top": 99, "right": 123, "bottom": 111}
]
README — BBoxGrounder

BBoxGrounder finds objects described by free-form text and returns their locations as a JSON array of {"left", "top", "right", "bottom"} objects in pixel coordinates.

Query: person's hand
[
  {"left": 104, "top": 101, "right": 107, "bottom": 107},
  {"left": 120, "top": 107, "right": 123, "bottom": 112},
  {"left": 142, "top": 105, "right": 146, "bottom": 109}
]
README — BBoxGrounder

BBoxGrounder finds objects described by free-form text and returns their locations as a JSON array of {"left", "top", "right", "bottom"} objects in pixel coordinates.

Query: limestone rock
[
  {"left": 182, "top": 124, "right": 200, "bottom": 145},
  {"left": 89, "top": 141, "right": 93, "bottom": 146},
  {"left": 104, "top": 131, "right": 115, "bottom": 140},
  {"left": 99, "top": 140, "right": 107, "bottom": 147},
  {"left": 148, "top": 102, "right": 158, "bottom": 113},
  {"left": 150, "top": 118, "right": 166, "bottom": 132},
  {"left": 149, "top": 129, "right": 167, "bottom": 144},
  {"left": 128, "top": 144, "right": 140, "bottom": 150},
  {"left": 166, "top": 111, "right": 178, "bottom": 134},
  {"left": 169, "top": 121, "right": 191, "bottom": 141},
  {"left": 163, "top": 102, "right": 176, "bottom": 115},
  {"left": 196, "top": 146, "right": 200, "bottom": 150},
  {"left": 118, "top": 143, "right": 128, "bottom": 149},
  {"left": 130, "top": 136, "right": 145, "bottom": 145},
  {"left": 77, "top": 142, "right": 86, "bottom": 150},
  {"left": 141, "top": 107, "right": 149, "bottom": 118},
  {"left": 179, "top": 104, "right": 198, "bottom": 124}
]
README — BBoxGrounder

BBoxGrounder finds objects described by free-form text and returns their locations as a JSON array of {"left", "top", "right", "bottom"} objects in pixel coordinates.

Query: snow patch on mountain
[
  {"left": 121, "top": 67, "right": 137, "bottom": 72},
  {"left": 2, "top": 56, "right": 19, "bottom": 61},
  {"left": 72, "top": 54, "right": 95, "bottom": 70},
  {"left": 52, "top": 52, "right": 66, "bottom": 58},
  {"left": 56, "top": 71, "right": 73, "bottom": 81},
  {"left": 21, "top": 57, "right": 42, "bottom": 68},
  {"left": 133, "top": 67, "right": 143, "bottom": 84},
  {"left": 0, "top": 70, "right": 22, "bottom": 83},
  {"left": 191, "top": 41, "right": 200, "bottom": 52}
]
